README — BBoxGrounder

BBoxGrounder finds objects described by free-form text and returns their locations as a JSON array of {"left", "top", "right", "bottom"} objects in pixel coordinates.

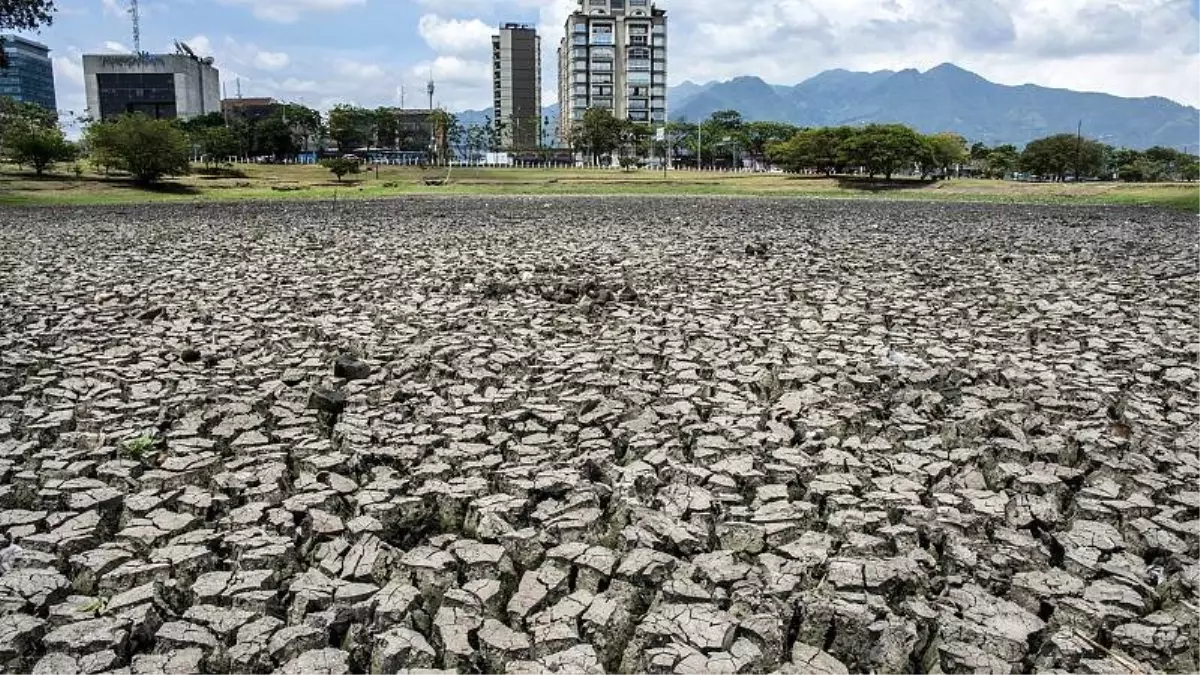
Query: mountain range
[{"left": 458, "top": 63, "right": 1199, "bottom": 151}]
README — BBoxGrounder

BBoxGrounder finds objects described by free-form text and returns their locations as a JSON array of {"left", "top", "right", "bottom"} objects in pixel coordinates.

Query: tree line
[
  {"left": 2, "top": 94, "right": 1197, "bottom": 184},
  {"left": 569, "top": 106, "right": 1198, "bottom": 182},
  {"left": 0, "top": 96, "right": 477, "bottom": 183}
]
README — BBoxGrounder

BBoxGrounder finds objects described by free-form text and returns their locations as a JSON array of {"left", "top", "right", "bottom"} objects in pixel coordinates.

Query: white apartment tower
[{"left": 557, "top": 0, "right": 667, "bottom": 143}]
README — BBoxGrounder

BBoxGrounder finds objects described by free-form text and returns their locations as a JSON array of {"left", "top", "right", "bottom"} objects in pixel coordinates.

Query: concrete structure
[
  {"left": 492, "top": 23, "right": 541, "bottom": 150},
  {"left": 557, "top": 0, "right": 667, "bottom": 143},
  {"left": 83, "top": 53, "right": 219, "bottom": 121},
  {"left": 221, "top": 97, "right": 277, "bottom": 122},
  {"left": 0, "top": 35, "right": 57, "bottom": 111}
]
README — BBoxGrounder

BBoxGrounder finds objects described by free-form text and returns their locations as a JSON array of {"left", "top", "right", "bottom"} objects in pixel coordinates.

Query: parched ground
[{"left": 0, "top": 197, "right": 1196, "bottom": 674}]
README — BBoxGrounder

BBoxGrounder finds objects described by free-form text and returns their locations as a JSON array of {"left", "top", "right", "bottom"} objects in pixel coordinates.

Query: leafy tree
[
  {"left": 984, "top": 144, "right": 1019, "bottom": 178},
  {"left": 0, "top": 0, "right": 55, "bottom": 69},
  {"left": 428, "top": 109, "right": 459, "bottom": 165},
  {"left": 842, "top": 124, "right": 925, "bottom": 179},
  {"left": 483, "top": 115, "right": 506, "bottom": 151},
  {"left": 925, "top": 132, "right": 968, "bottom": 178},
  {"left": 84, "top": 113, "right": 191, "bottom": 184},
  {"left": 320, "top": 156, "right": 360, "bottom": 182},
  {"left": 193, "top": 126, "right": 238, "bottom": 168},
  {"left": 276, "top": 103, "right": 322, "bottom": 152},
  {"left": 767, "top": 126, "right": 856, "bottom": 175},
  {"left": 464, "top": 125, "right": 489, "bottom": 163},
  {"left": 573, "top": 107, "right": 624, "bottom": 164},
  {"left": 1020, "top": 134, "right": 1108, "bottom": 181},
  {"left": 3, "top": 121, "right": 74, "bottom": 174},
  {"left": 1181, "top": 154, "right": 1199, "bottom": 181},
  {"left": 0, "top": 95, "right": 56, "bottom": 129},
  {"left": 327, "top": 105, "right": 374, "bottom": 152},
  {"left": 620, "top": 122, "right": 653, "bottom": 162},
  {"left": 254, "top": 113, "right": 299, "bottom": 160},
  {"left": 176, "top": 112, "right": 225, "bottom": 135},
  {"left": 662, "top": 120, "right": 697, "bottom": 164},
  {"left": 707, "top": 110, "right": 744, "bottom": 133},
  {"left": 692, "top": 110, "right": 745, "bottom": 167},
  {"left": 375, "top": 107, "right": 399, "bottom": 149},
  {"left": 735, "top": 121, "right": 798, "bottom": 167}
]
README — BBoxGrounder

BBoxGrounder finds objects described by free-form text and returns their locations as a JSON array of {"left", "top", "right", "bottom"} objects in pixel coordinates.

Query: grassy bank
[{"left": 1, "top": 162, "right": 1196, "bottom": 210}]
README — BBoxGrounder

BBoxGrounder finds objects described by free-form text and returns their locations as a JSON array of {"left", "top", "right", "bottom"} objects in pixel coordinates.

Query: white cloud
[
  {"left": 254, "top": 50, "right": 291, "bottom": 70},
  {"left": 417, "top": 14, "right": 495, "bottom": 55},
  {"left": 102, "top": 41, "right": 131, "bottom": 53},
  {"left": 334, "top": 58, "right": 388, "bottom": 81},
  {"left": 216, "top": 0, "right": 366, "bottom": 23},
  {"left": 100, "top": 0, "right": 125, "bottom": 18},
  {"left": 408, "top": 56, "right": 492, "bottom": 110},
  {"left": 53, "top": 55, "right": 85, "bottom": 86},
  {"left": 49, "top": 0, "right": 1200, "bottom": 130},
  {"left": 180, "top": 35, "right": 214, "bottom": 57}
]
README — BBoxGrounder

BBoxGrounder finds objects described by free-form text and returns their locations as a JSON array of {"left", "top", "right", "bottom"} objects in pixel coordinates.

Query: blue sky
[{"left": 14, "top": 0, "right": 1200, "bottom": 124}]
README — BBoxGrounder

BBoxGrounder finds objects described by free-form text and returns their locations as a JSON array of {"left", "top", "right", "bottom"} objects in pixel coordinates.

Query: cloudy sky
[{"left": 20, "top": 0, "right": 1200, "bottom": 123}]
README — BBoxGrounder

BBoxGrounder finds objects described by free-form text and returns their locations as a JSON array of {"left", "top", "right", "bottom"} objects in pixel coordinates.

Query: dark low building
[
  {"left": 0, "top": 35, "right": 57, "bottom": 112},
  {"left": 221, "top": 97, "right": 278, "bottom": 122}
]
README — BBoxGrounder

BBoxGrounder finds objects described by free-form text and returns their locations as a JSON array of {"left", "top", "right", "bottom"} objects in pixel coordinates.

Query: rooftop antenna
[
  {"left": 129, "top": 0, "right": 141, "bottom": 54},
  {"left": 399, "top": 84, "right": 405, "bottom": 108},
  {"left": 427, "top": 68, "right": 435, "bottom": 110}
]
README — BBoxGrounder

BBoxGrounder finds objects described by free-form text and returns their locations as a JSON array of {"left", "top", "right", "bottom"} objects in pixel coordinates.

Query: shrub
[
  {"left": 3, "top": 122, "right": 76, "bottom": 175},
  {"left": 321, "top": 156, "right": 362, "bottom": 182},
  {"left": 84, "top": 114, "right": 191, "bottom": 184}
]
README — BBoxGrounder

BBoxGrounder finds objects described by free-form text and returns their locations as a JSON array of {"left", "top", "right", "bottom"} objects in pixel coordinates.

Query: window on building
[{"left": 628, "top": 47, "right": 651, "bottom": 59}]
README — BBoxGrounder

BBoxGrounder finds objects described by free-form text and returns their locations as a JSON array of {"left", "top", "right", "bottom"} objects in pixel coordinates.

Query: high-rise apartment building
[
  {"left": 557, "top": 0, "right": 667, "bottom": 143},
  {"left": 0, "top": 35, "right": 57, "bottom": 111},
  {"left": 492, "top": 24, "right": 542, "bottom": 150}
]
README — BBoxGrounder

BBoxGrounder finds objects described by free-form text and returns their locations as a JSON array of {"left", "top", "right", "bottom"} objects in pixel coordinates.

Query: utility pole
[{"left": 1074, "top": 119, "right": 1083, "bottom": 182}]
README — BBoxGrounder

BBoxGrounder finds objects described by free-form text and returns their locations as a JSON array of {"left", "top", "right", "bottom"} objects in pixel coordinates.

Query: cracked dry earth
[{"left": 0, "top": 196, "right": 1197, "bottom": 675}]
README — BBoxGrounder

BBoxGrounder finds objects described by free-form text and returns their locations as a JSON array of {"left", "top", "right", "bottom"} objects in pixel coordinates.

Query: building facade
[
  {"left": 0, "top": 35, "right": 57, "bottom": 111},
  {"left": 557, "top": 0, "right": 667, "bottom": 143},
  {"left": 492, "top": 24, "right": 542, "bottom": 150},
  {"left": 221, "top": 97, "right": 277, "bottom": 123},
  {"left": 82, "top": 53, "right": 220, "bottom": 122}
]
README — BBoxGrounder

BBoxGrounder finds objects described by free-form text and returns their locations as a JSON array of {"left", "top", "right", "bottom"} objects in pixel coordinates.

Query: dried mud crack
[{"left": 0, "top": 196, "right": 1196, "bottom": 674}]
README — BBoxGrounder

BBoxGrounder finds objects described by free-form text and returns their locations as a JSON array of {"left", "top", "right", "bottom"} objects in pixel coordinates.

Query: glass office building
[{"left": 0, "top": 35, "right": 57, "bottom": 112}]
